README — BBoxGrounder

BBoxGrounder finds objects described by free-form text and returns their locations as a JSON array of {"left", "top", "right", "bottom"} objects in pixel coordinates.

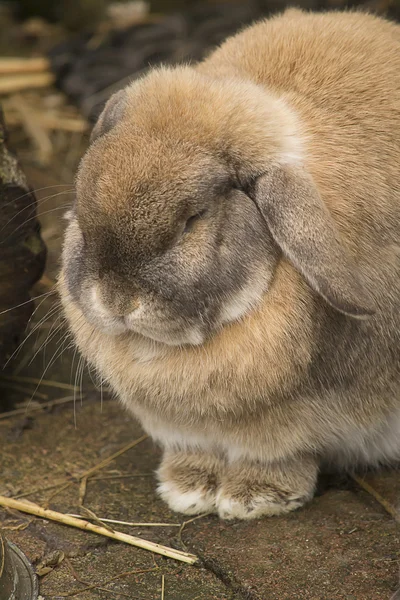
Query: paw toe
[
  {"left": 157, "top": 481, "right": 217, "bottom": 515},
  {"left": 216, "top": 488, "right": 308, "bottom": 520}
]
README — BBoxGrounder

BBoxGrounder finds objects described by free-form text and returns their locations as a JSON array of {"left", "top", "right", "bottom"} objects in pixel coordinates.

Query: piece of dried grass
[{"left": 0, "top": 495, "right": 198, "bottom": 565}]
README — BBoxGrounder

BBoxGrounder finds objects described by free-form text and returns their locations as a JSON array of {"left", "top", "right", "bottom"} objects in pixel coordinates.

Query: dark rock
[{"left": 0, "top": 108, "right": 46, "bottom": 374}]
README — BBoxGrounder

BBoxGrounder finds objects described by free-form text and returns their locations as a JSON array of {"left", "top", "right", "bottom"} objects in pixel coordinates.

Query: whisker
[
  {"left": 0, "top": 290, "right": 55, "bottom": 317},
  {"left": 49, "top": 331, "right": 73, "bottom": 373},
  {"left": 68, "top": 315, "right": 87, "bottom": 388},
  {"left": 8, "top": 291, "right": 60, "bottom": 368},
  {"left": 25, "top": 289, "right": 56, "bottom": 329},
  {"left": 0, "top": 190, "right": 74, "bottom": 235},
  {"left": 27, "top": 335, "right": 75, "bottom": 404},
  {"left": 0, "top": 184, "right": 74, "bottom": 212},
  {"left": 31, "top": 302, "right": 61, "bottom": 342},
  {"left": 67, "top": 315, "right": 88, "bottom": 427},
  {"left": 28, "top": 316, "right": 66, "bottom": 368},
  {"left": 12, "top": 329, "right": 48, "bottom": 375},
  {"left": 70, "top": 344, "right": 79, "bottom": 393},
  {"left": 1, "top": 190, "right": 74, "bottom": 219},
  {"left": 42, "top": 314, "right": 66, "bottom": 362},
  {"left": 8, "top": 292, "right": 57, "bottom": 364},
  {"left": 1, "top": 205, "right": 71, "bottom": 246},
  {"left": 4, "top": 303, "right": 61, "bottom": 369},
  {"left": 25, "top": 329, "right": 73, "bottom": 408},
  {"left": 79, "top": 356, "right": 85, "bottom": 407},
  {"left": 74, "top": 354, "right": 84, "bottom": 427},
  {"left": 28, "top": 297, "right": 60, "bottom": 331},
  {"left": 86, "top": 361, "right": 101, "bottom": 391},
  {"left": 43, "top": 341, "right": 69, "bottom": 376},
  {"left": 77, "top": 325, "right": 98, "bottom": 412}
]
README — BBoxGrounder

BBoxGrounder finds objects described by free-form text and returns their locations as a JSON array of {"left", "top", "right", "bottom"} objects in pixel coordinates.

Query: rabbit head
[{"left": 62, "top": 67, "right": 373, "bottom": 347}]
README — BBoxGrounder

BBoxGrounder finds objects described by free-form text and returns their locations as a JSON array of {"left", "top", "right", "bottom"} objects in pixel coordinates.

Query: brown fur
[{"left": 60, "top": 9, "right": 400, "bottom": 519}]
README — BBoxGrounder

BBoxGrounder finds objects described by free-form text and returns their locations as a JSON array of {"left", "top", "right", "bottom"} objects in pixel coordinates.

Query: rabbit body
[{"left": 60, "top": 9, "right": 400, "bottom": 519}]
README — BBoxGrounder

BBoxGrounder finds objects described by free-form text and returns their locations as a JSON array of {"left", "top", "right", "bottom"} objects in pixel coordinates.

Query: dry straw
[{"left": 0, "top": 496, "right": 198, "bottom": 565}]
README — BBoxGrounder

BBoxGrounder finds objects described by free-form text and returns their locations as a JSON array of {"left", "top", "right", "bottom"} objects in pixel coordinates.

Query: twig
[
  {"left": 0, "top": 534, "right": 5, "bottom": 578},
  {"left": 0, "top": 73, "right": 54, "bottom": 94},
  {"left": 79, "top": 506, "right": 115, "bottom": 533},
  {"left": 0, "top": 496, "right": 198, "bottom": 565},
  {"left": 66, "top": 514, "right": 181, "bottom": 528},
  {"left": 1, "top": 517, "right": 35, "bottom": 531},
  {"left": 14, "top": 480, "right": 74, "bottom": 499},
  {"left": 177, "top": 512, "right": 212, "bottom": 551},
  {"left": 65, "top": 558, "right": 89, "bottom": 586},
  {"left": 0, "top": 382, "right": 48, "bottom": 400},
  {"left": 352, "top": 474, "right": 400, "bottom": 523},
  {"left": 38, "top": 274, "right": 56, "bottom": 289},
  {"left": 59, "top": 567, "right": 157, "bottom": 597},
  {"left": 1, "top": 375, "right": 79, "bottom": 391},
  {"left": 44, "top": 482, "right": 72, "bottom": 508},
  {"left": 0, "top": 395, "right": 79, "bottom": 420},
  {"left": 44, "top": 436, "right": 148, "bottom": 505},
  {"left": 64, "top": 558, "right": 139, "bottom": 597},
  {"left": 78, "top": 477, "right": 88, "bottom": 507},
  {"left": 8, "top": 95, "right": 53, "bottom": 164},
  {"left": 76, "top": 435, "right": 149, "bottom": 481},
  {"left": 5, "top": 109, "right": 88, "bottom": 133},
  {"left": 161, "top": 574, "right": 165, "bottom": 600},
  {"left": 0, "top": 57, "right": 50, "bottom": 74},
  {"left": 90, "top": 473, "right": 152, "bottom": 481},
  {"left": 36, "top": 114, "right": 88, "bottom": 133},
  {"left": 14, "top": 436, "right": 148, "bottom": 507}
]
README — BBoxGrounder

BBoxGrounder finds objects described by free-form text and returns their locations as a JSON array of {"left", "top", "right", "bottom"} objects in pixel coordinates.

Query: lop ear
[
  {"left": 249, "top": 163, "right": 375, "bottom": 317},
  {"left": 90, "top": 89, "right": 127, "bottom": 143}
]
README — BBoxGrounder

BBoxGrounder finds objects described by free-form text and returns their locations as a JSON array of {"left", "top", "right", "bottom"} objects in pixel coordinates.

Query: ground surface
[
  {"left": 0, "top": 139, "right": 399, "bottom": 600},
  {"left": 1, "top": 395, "right": 400, "bottom": 600}
]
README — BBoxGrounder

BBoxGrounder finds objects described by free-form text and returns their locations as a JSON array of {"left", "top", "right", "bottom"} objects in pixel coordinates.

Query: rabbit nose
[
  {"left": 91, "top": 284, "right": 141, "bottom": 318},
  {"left": 117, "top": 298, "right": 141, "bottom": 318},
  {"left": 123, "top": 299, "right": 142, "bottom": 321},
  {"left": 112, "top": 299, "right": 142, "bottom": 320},
  {"left": 128, "top": 299, "right": 141, "bottom": 313}
]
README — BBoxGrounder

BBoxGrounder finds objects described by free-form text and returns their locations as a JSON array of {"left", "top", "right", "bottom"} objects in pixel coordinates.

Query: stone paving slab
[
  {"left": 1, "top": 398, "right": 238, "bottom": 599},
  {"left": 362, "top": 470, "right": 400, "bottom": 516},
  {"left": 1, "top": 396, "right": 399, "bottom": 600},
  {"left": 185, "top": 485, "right": 400, "bottom": 599}
]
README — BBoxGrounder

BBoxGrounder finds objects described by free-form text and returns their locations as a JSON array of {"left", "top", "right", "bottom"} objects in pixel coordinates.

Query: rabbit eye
[{"left": 183, "top": 210, "right": 206, "bottom": 234}]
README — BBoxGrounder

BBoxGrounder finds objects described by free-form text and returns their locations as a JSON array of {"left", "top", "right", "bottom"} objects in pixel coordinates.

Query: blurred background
[
  {"left": 1, "top": 0, "right": 399, "bottom": 187},
  {"left": 2, "top": 0, "right": 400, "bottom": 170}
]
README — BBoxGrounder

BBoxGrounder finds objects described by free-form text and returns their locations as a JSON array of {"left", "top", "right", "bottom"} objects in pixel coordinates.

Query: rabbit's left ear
[
  {"left": 90, "top": 89, "right": 128, "bottom": 143},
  {"left": 249, "top": 163, "right": 375, "bottom": 318}
]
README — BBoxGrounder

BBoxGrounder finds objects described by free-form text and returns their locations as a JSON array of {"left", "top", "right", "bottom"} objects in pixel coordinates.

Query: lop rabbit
[{"left": 60, "top": 9, "right": 400, "bottom": 519}]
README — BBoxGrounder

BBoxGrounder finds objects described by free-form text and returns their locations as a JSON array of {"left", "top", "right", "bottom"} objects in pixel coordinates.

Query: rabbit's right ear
[
  {"left": 90, "top": 89, "right": 128, "bottom": 143},
  {"left": 248, "top": 163, "right": 375, "bottom": 318}
]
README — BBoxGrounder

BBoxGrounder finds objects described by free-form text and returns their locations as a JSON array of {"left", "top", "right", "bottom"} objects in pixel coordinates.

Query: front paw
[
  {"left": 216, "top": 485, "right": 311, "bottom": 520},
  {"left": 157, "top": 480, "right": 217, "bottom": 515},
  {"left": 157, "top": 451, "right": 224, "bottom": 516},
  {"left": 216, "top": 457, "right": 318, "bottom": 520}
]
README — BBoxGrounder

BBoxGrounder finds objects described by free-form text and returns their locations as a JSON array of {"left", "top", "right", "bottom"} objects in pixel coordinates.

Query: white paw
[
  {"left": 157, "top": 481, "right": 217, "bottom": 515},
  {"left": 216, "top": 489, "right": 306, "bottom": 520}
]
